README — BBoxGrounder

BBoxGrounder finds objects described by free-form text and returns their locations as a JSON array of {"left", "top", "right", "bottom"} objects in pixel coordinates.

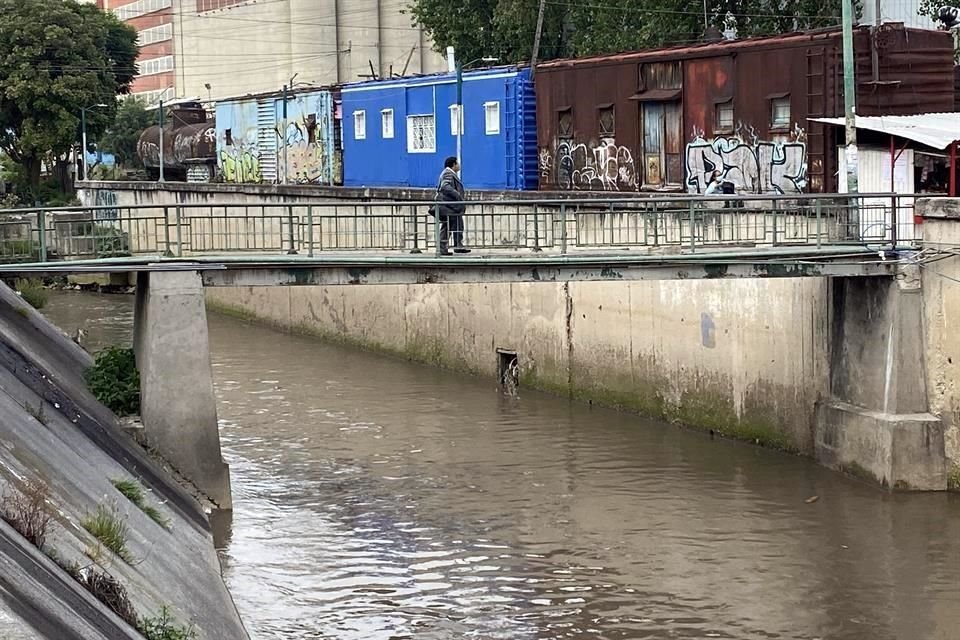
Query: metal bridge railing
[{"left": 0, "top": 192, "right": 926, "bottom": 262}]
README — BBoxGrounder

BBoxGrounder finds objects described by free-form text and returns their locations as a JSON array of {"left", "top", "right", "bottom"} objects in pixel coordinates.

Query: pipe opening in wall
[{"left": 497, "top": 348, "right": 519, "bottom": 394}]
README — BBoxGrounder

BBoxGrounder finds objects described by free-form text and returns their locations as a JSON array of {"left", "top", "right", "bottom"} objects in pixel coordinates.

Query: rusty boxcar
[
  {"left": 138, "top": 102, "right": 217, "bottom": 182},
  {"left": 535, "top": 24, "right": 955, "bottom": 194}
]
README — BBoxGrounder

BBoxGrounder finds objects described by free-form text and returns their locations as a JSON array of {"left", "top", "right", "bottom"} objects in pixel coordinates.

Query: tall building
[
  {"left": 859, "top": 0, "right": 938, "bottom": 29},
  {"left": 171, "top": 0, "right": 446, "bottom": 101},
  {"left": 97, "top": 0, "right": 176, "bottom": 105}
]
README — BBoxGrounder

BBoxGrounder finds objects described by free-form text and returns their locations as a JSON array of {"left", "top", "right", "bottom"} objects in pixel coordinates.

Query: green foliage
[
  {"left": 15, "top": 278, "right": 47, "bottom": 309},
  {"left": 85, "top": 346, "right": 140, "bottom": 416},
  {"left": 409, "top": 0, "right": 856, "bottom": 64},
  {"left": 98, "top": 97, "right": 152, "bottom": 171},
  {"left": 0, "top": 0, "right": 139, "bottom": 190},
  {"left": 82, "top": 502, "right": 133, "bottom": 563},
  {"left": 139, "top": 606, "right": 197, "bottom": 640},
  {"left": 77, "top": 222, "right": 130, "bottom": 257},
  {"left": 111, "top": 478, "right": 169, "bottom": 529}
]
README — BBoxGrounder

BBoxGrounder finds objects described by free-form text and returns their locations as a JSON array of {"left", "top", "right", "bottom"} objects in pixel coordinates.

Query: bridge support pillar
[
  {"left": 816, "top": 268, "right": 946, "bottom": 490},
  {"left": 133, "top": 271, "right": 232, "bottom": 509}
]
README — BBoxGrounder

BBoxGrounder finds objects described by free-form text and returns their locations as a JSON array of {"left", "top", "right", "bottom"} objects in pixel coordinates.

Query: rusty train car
[
  {"left": 137, "top": 102, "right": 217, "bottom": 182},
  {"left": 535, "top": 23, "right": 955, "bottom": 194}
]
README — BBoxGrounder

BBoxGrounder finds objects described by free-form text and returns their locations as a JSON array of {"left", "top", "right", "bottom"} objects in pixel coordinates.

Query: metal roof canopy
[{"left": 809, "top": 113, "right": 960, "bottom": 150}]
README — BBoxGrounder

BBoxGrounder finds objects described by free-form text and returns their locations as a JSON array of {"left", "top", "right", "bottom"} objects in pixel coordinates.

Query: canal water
[{"left": 43, "top": 291, "right": 960, "bottom": 640}]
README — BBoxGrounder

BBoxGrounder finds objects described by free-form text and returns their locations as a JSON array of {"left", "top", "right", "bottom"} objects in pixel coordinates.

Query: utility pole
[
  {"left": 530, "top": 0, "right": 547, "bottom": 76},
  {"left": 282, "top": 84, "right": 288, "bottom": 185},
  {"left": 842, "top": 0, "right": 858, "bottom": 193},
  {"left": 158, "top": 100, "right": 165, "bottom": 183}
]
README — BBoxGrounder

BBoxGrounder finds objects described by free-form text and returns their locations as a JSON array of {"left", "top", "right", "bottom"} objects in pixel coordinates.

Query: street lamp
[
  {"left": 80, "top": 103, "right": 108, "bottom": 181},
  {"left": 454, "top": 56, "right": 499, "bottom": 172}
]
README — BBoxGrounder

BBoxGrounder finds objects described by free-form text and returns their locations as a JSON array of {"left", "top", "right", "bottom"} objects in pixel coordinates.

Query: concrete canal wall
[
  {"left": 0, "top": 282, "right": 247, "bottom": 639},
  {"left": 207, "top": 277, "right": 831, "bottom": 454}
]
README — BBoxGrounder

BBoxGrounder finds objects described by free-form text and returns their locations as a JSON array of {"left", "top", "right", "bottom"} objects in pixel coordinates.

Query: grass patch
[
  {"left": 0, "top": 480, "right": 54, "bottom": 549},
  {"left": 82, "top": 503, "right": 133, "bottom": 563},
  {"left": 15, "top": 278, "right": 47, "bottom": 309},
  {"left": 112, "top": 479, "right": 169, "bottom": 529},
  {"left": 139, "top": 606, "right": 197, "bottom": 640},
  {"left": 24, "top": 401, "right": 47, "bottom": 426},
  {"left": 85, "top": 346, "right": 140, "bottom": 416}
]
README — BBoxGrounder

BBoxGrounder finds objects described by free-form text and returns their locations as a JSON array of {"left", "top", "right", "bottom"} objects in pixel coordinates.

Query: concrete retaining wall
[
  {"left": 0, "top": 281, "right": 247, "bottom": 639},
  {"left": 207, "top": 278, "right": 831, "bottom": 453},
  {"left": 918, "top": 198, "right": 960, "bottom": 486}
]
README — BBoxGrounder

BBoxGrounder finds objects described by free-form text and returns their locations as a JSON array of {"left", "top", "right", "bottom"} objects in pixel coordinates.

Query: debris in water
[{"left": 805, "top": 495, "right": 820, "bottom": 504}]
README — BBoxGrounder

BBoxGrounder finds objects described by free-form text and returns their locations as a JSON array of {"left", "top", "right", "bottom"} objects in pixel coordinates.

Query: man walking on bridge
[{"left": 436, "top": 156, "right": 470, "bottom": 255}]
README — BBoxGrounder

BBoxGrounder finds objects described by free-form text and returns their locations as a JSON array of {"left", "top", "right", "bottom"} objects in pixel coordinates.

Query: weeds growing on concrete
[
  {"left": 139, "top": 606, "right": 197, "bottom": 640},
  {"left": 112, "top": 478, "right": 169, "bottom": 529},
  {"left": 0, "top": 480, "right": 54, "bottom": 549},
  {"left": 85, "top": 346, "right": 140, "bottom": 416},
  {"left": 15, "top": 278, "right": 47, "bottom": 310},
  {"left": 76, "top": 565, "right": 140, "bottom": 628},
  {"left": 82, "top": 503, "right": 133, "bottom": 563},
  {"left": 24, "top": 401, "right": 47, "bottom": 426}
]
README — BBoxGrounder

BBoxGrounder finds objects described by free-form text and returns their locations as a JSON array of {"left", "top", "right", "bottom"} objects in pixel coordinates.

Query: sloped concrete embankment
[{"left": 0, "top": 281, "right": 247, "bottom": 639}]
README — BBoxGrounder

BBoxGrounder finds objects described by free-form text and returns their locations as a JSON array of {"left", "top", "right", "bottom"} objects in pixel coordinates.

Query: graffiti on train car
[
  {"left": 684, "top": 124, "right": 808, "bottom": 194},
  {"left": 540, "top": 139, "right": 638, "bottom": 191}
]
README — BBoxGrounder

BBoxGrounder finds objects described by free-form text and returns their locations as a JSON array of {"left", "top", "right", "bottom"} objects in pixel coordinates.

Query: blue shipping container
[
  {"left": 216, "top": 88, "right": 339, "bottom": 185},
  {"left": 341, "top": 67, "right": 537, "bottom": 190}
]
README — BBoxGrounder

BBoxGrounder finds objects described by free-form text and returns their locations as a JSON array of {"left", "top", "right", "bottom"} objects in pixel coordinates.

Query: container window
[
  {"left": 225, "top": 129, "right": 233, "bottom": 146},
  {"left": 449, "top": 105, "right": 463, "bottom": 136},
  {"left": 640, "top": 61, "right": 682, "bottom": 90},
  {"left": 558, "top": 108, "right": 573, "bottom": 138},
  {"left": 307, "top": 114, "right": 317, "bottom": 144},
  {"left": 381, "top": 109, "right": 394, "bottom": 139},
  {"left": 715, "top": 101, "right": 734, "bottom": 132},
  {"left": 484, "top": 102, "right": 500, "bottom": 135},
  {"left": 598, "top": 106, "right": 615, "bottom": 138},
  {"left": 407, "top": 114, "right": 436, "bottom": 153},
  {"left": 771, "top": 97, "right": 791, "bottom": 127},
  {"left": 354, "top": 110, "right": 366, "bottom": 140}
]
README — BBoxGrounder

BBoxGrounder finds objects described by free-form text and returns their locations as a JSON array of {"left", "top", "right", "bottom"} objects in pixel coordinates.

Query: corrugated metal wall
[
  {"left": 341, "top": 67, "right": 538, "bottom": 190},
  {"left": 535, "top": 24, "right": 954, "bottom": 194},
  {"left": 216, "top": 88, "right": 340, "bottom": 185}
]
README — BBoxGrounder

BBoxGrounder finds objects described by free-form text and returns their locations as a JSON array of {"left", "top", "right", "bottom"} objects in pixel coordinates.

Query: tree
[
  {"left": 98, "top": 97, "right": 153, "bottom": 171},
  {"left": 408, "top": 0, "right": 855, "bottom": 65},
  {"left": 0, "top": 0, "right": 138, "bottom": 197}
]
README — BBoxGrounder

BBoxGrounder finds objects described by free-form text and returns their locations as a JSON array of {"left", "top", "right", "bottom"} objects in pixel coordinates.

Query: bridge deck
[{"left": 0, "top": 246, "right": 901, "bottom": 285}]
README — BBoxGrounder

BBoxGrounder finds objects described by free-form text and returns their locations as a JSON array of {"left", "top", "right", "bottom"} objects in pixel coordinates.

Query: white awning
[{"left": 809, "top": 113, "right": 960, "bottom": 150}]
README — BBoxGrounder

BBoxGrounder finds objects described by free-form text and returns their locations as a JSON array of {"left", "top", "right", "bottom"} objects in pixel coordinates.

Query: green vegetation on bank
[
  {"left": 112, "top": 479, "right": 169, "bottom": 529},
  {"left": 85, "top": 346, "right": 140, "bottom": 416}
]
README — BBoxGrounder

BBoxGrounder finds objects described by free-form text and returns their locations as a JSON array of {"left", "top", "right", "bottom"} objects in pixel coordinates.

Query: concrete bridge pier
[
  {"left": 816, "top": 268, "right": 946, "bottom": 490},
  {"left": 133, "top": 271, "right": 232, "bottom": 509}
]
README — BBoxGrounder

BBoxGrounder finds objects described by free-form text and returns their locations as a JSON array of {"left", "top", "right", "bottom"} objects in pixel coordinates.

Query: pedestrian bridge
[
  {"left": 0, "top": 192, "right": 922, "bottom": 283},
  {"left": 0, "top": 193, "right": 950, "bottom": 511}
]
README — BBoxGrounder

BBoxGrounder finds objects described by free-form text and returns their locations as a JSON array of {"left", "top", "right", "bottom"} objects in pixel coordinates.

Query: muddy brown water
[{"left": 43, "top": 291, "right": 960, "bottom": 640}]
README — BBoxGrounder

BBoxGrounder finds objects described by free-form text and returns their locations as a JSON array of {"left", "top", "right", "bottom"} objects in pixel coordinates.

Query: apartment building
[{"left": 97, "top": 0, "right": 176, "bottom": 105}]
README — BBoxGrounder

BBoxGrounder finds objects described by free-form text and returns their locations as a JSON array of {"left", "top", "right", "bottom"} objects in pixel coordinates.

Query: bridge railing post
[
  {"left": 532, "top": 203, "right": 541, "bottom": 253},
  {"left": 162, "top": 206, "right": 173, "bottom": 257},
  {"left": 307, "top": 205, "right": 314, "bottom": 257},
  {"left": 560, "top": 203, "right": 568, "bottom": 255},
  {"left": 815, "top": 198, "right": 822, "bottom": 249},
  {"left": 688, "top": 200, "right": 696, "bottom": 253},
  {"left": 286, "top": 204, "right": 297, "bottom": 255},
  {"left": 175, "top": 206, "right": 183, "bottom": 257},
  {"left": 36, "top": 208, "right": 46, "bottom": 262},
  {"left": 410, "top": 204, "right": 421, "bottom": 254},
  {"left": 890, "top": 194, "right": 898, "bottom": 249},
  {"left": 433, "top": 204, "right": 442, "bottom": 257}
]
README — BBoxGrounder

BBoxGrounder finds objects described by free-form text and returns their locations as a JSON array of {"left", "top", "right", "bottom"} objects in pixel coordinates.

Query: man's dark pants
[{"left": 438, "top": 214, "right": 464, "bottom": 253}]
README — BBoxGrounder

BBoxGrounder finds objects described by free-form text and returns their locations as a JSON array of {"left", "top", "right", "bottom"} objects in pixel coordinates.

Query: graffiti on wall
[
  {"left": 94, "top": 190, "right": 118, "bottom": 221},
  {"left": 276, "top": 93, "right": 332, "bottom": 185},
  {"left": 541, "top": 139, "right": 637, "bottom": 191},
  {"left": 219, "top": 147, "right": 261, "bottom": 183},
  {"left": 685, "top": 123, "right": 807, "bottom": 194}
]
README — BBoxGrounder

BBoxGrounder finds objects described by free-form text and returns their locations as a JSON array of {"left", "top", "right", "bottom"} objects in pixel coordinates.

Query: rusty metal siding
[{"left": 536, "top": 24, "right": 954, "bottom": 193}]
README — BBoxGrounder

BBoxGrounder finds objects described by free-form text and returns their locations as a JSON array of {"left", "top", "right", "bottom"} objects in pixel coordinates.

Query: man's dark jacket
[{"left": 436, "top": 167, "right": 466, "bottom": 216}]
